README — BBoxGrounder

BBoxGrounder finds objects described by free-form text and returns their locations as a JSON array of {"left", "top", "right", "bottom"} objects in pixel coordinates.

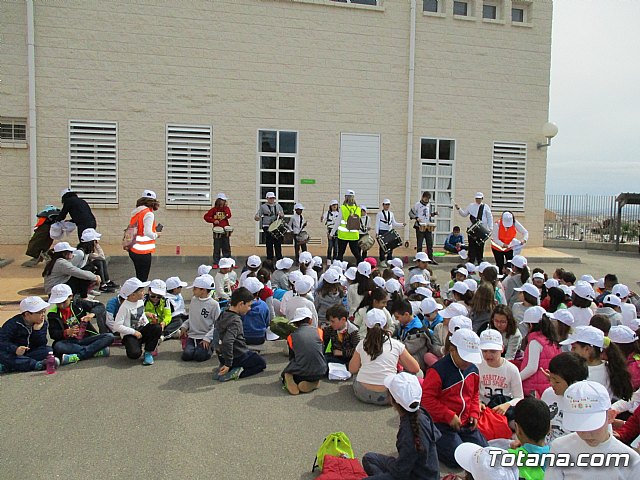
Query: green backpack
[
  {"left": 312, "top": 432, "right": 354, "bottom": 471},
  {"left": 269, "top": 316, "right": 297, "bottom": 339}
]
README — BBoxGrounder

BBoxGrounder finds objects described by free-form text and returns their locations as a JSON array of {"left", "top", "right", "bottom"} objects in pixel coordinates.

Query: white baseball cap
[
  {"left": 450, "top": 328, "right": 482, "bottom": 364},
  {"left": 420, "top": 297, "right": 443, "bottom": 315},
  {"left": 622, "top": 316, "right": 640, "bottom": 331},
  {"left": 266, "top": 192, "right": 276, "bottom": 199},
  {"left": 559, "top": 284, "right": 572, "bottom": 296},
  {"left": 382, "top": 198, "right": 391, "bottom": 205},
  {"left": 329, "top": 199, "right": 339, "bottom": 206},
  {"left": 458, "top": 249, "right": 468, "bottom": 260},
  {"left": 464, "top": 263, "right": 477, "bottom": 274},
  {"left": 580, "top": 274, "right": 597, "bottom": 284},
  {"left": 360, "top": 205, "right": 367, "bottom": 211},
  {"left": 573, "top": 281, "right": 595, "bottom": 301},
  {"left": 514, "top": 283, "right": 540, "bottom": 300},
  {"left": 149, "top": 279, "right": 167, "bottom": 296},
  {"left": 474, "top": 192, "right": 484, "bottom": 199},
  {"left": 142, "top": 189, "right": 157, "bottom": 199},
  {"left": 391, "top": 266, "right": 405, "bottom": 278},
  {"left": 603, "top": 294, "right": 622, "bottom": 308},
  {"left": 275, "top": 258, "right": 294, "bottom": 270},
  {"left": 597, "top": 277, "right": 606, "bottom": 290},
  {"left": 290, "top": 307, "right": 313, "bottom": 324},
  {"left": 561, "top": 325, "right": 605, "bottom": 348},
  {"left": 345, "top": 189, "right": 355, "bottom": 196},
  {"left": 197, "top": 264, "right": 212, "bottom": 276},
  {"left": 388, "top": 258, "right": 404, "bottom": 269},
  {"left": 216, "top": 192, "right": 228, "bottom": 201},
  {"left": 218, "top": 258, "right": 235, "bottom": 270},
  {"left": 609, "top": 325, "right": 638, "bottom": 344},
  {"left": 247, "top": 255, "right": 262, "bottom": 268},
  {"left": 455, "top": 267, "right": 469, "bottom": 277},
  {"left": 415, "top": 287, "right": 433, "bottom": 298},
  {"left": 243, "top": 277, "right": 264, "bottom": 295},
  {"left": 464, "top": 279, "right": 478, "bottom": 293},
  {"left": 60, "top": 188, "right": 73, "bottom": 197},
  {"left": 385, "top": 278, "right": 402, "bottom": 294},
  {"left": 532, "top": 272, "right": 545, "bottom": 281},
  {"left": 501, "top": 212, "right": 514, "bottom": 228},
  {"left": 293, "top": 203, "right": 304, "bottom": 210},
  {"left": 451, "top": 281, "right": 469, "bottom": 296},
  {"left": 53, "top": 242, "right": 75, "bottom": 253},
  {"left": 20, "top": 296, "right": 50, "bottom": 313},
  {"left": 545, "top": 278, "right": 560, "bottom": 289},
  {"left": 510, "top": 255, "right": 527, "bottom": 269},
  {"left": 454, "top": 444, "right": 518, "bottom": 480},
  {"left": 480, "top": 329, "right": 504, "bottom": 351},
  {"left": 441, "top": 302, "right": 468, "bottom": 319},
  {"left": 357, "top": 261, "right": 372, "bottom": 278},
  {"left": 522, "top": 305, "right": 547, "bottom": 324},
  {"left": 48, "top": 284, "right": 73, "bottom": 304},
  {"left": 365, "top": 308, "right": 387, "bottom": 329},
  {"left": 344, "top": 267, "right": 357, "bottom": 281},
  {"left": 295, "top": 276, "right": 314, "bottom": 295},
  {"left": 373, "top": 277, "right": 385, "bottom": 288},
  {"left": 612, "top": 284, "right": 630, "bottom": 299},
  {"left": 80, "top": 228, "right": 102, "bottom": 242},
  {"left": 165, "top": 276, "right": 188, "bottom": 291},
  {"left": 313, "top": 256, "right": 323, "bottom": 268},
  {"left": 187, "top": 275, "right": 215, "bottom": 290},
  {"left": 120, "top": 277, "right": 151, "bottom": 297},
  {"left": 322, "top": 269, "right": 341, "bottom": 285},
  {"left": 477, "top": 262, "right": 492, "bottom": 273},
  {"left": 562, "top": 381, "right": 611, "bottom": 432},
  {"left": 448, "top": 315, "right": 473, "bottom": 334},
  {"left": 299, "top": 251, "right": 313, "bottom": 265},
  {"left": 383, "top": 372, "right": 422, "bottom": 413},
  {"left": 548, "top": 309, "right": 575, "bottom": 326},
  {"left": 414, "top": 252, "right": 430, "bottom": 263},
  {"left": 288, "top": 270, "right": 304, "bottom": 285},
  {"left": 409, "top": 275, "right": 428, "bottom": 286}
]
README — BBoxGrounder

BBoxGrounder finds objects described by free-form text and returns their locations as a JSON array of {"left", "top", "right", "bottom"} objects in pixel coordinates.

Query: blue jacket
[
  {"left": 0, "top": 313, "right": 49, "bottom": 354},
  {"left": 242, "top": 298, "right": 270, "bottom": 340},
  {"left": 423, "top": 313, "right": 443, "bottom": 334},
  {"left": 444, "top": 233, "right": 464, "bottom": 250}
]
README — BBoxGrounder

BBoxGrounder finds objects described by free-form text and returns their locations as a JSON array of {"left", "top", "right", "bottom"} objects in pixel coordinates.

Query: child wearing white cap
[
  {"left": 353, "top": 287, "right": 394, "bottom": 337},
  {"left": 43, "top": 241, "right": 101, "bottom": 298},
  {"left": 567, "top": 280, "right": 596, "bottom": 328},
  {"left": 608, "top": 325, "right": 640, "bottom": 390},
  {"left": 272, "top": 257, "right": 294, "bottom": 292},
  {"left": 280, "top": 275, "right": 319, "bottom": 327},
  {"left": 179, "top": 275, "right": 220, "bottom": 362},
  {"left": 346, "top": 263, "right": 374, "bottom": 318},
  {"left": 212, "top": 258, "right": 236, "bottom": 303},
  {"left": 297, "top": 251, "right": 318, "bottom": 288},
  {"left": 453, "top": 443, "right": 518, "bottom": 480},
  {"left": 375, "top": 199, "right": 405, "bottom": 267},
  {"left": 512, "top": 282, "right": 541, "bottom": 338},
  {"left": 361, "top": 372, "right": 441, "bottom": 479},
  {"left": 501, "top": 255, "right": 530, "bottom": 307},
  {"left": 322, "top": 304, "right": 361, "bottom": 365},
  {"left": 255, "top": 192, "right": 285, "bottom": 261},
  {"left": 321, "top": 200, "right": 341, "bottom": 265},
  {"left": 281, "top": 307, "right": 328, "bottom": 395},
  {"left": 0, "top": 297, "right": 57, "bottom": 373},
  {"left": 546, "top": 381, "right": 640, "bottom": 480},
  {"left": 407, "top": 253, "right": 432, "bottom": 291},
  {"left": 165, "top": 276, "right": 189, "bottom": 334},
  {"left": 239, "top": 277, "right": 270, "bottom": 345},
  {"left": 487, "top": 305, "right": 523, "bottom": 361},
  {"left": 77, "top": 228, "right": 119, "bottom": 293},
  {"left": 143, "top": 280, "right": 173, "bottom": 339},
  {"left": 288, "top": 203, "right": 308, "bottom": 259},
  {"left": 431, "top": 303, "right": 469, "bottom": 357},
  {"left": 595, "top": 294, "right": 624, "bottom": 327},
  {"left": 349, "top": 309, "right": 420, "bottom": 405},
  {"left": 314, "top": 269, "right": 345, "bottom": 326},
  {"left": 422, "top": 328, "right": 488, "bottom": 468},
  {"left": 390, "top": 298, "right": 438, "bottom": 372},
  {"left": 203, "top": 193, "right": 233, "bottom": 266},
  {"left": 239, "top": 255, "right": 262, "bottom": 288}
]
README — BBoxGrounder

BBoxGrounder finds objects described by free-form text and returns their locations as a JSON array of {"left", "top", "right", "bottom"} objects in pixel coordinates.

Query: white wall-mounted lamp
[{"left": 537, "top": 122, "right": 558, "bottom": 149}]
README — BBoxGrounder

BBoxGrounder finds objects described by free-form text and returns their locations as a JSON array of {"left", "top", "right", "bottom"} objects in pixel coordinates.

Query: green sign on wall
[{"left": 300, "top": 179, "right": 316, "bottom": 185}]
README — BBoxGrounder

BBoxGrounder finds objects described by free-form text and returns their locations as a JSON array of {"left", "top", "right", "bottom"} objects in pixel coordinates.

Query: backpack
[
  {"left": 312, "top": 432, "right": 354, "bottom": 472},
  {"left": 122, "top": 220, "right": 138, "bottom": 251}
]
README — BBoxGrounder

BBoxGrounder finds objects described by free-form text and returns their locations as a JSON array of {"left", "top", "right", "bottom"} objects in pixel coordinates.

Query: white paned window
[
  {"left": 0, "top": 117, "right": 27, "bottom": 145},
  {"left": 491, "top": 142, "right": 527, "bottom": 212},
  {"left": 68, "top": 121, "right": 118, "bottom": 203},
  {"left": 258, "top": 130, "right": 298, "bottom": 245},
  {"left": 420, "top": 138, "right": 456, "bottom": 244},
  {"left": 330, "top": 0, "right": 378, "bottom": 5},
  {"left": 340, "top": 133, "right": 380, "bottom": 211},
  {"left": 166, "top": 124, "right": 212, "bottom": 205}
]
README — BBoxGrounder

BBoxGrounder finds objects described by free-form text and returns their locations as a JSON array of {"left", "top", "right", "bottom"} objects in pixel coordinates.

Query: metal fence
[{"left": 544, "top": 194, "right": 640, "bottom": 244}]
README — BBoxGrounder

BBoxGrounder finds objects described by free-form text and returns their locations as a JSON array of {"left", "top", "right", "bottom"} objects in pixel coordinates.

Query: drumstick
[{"left": 320, "top": 204, "right": 325, "bottom": 223}]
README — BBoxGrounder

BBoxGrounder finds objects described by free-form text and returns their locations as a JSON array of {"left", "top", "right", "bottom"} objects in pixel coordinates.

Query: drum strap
[
  {"left": 470, "top": 203, "right": 485, "bottom": 225},
  {"left": 383, "top": 211, "right": 390, "bottom": 224}
]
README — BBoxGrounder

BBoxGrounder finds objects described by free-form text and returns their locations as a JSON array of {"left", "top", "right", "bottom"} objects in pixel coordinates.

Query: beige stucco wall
[{"left": 0, "top": 0, "right": 552, "bottom": 248}]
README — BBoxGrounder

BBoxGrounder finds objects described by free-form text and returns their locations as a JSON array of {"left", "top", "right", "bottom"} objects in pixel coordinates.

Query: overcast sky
[{"left": 546, "top": 0, "right": 640, "bottom": 195}]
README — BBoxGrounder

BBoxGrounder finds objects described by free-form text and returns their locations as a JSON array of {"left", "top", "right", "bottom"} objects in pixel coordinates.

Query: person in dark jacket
[
  {"left": 362, "top": 372, "right": 441, "bottom": 480},
  {"left": 47, "top": 284, "right": 114, "bottom": 364},
  {"left": 323, "top": 304, "right": 361, "bottom": 365},
  {"left": 56, "top": 189, "right": 97, "bottom": 240},
  {"left": 0, "top": 297, "right": 58, "bottom": 373}
]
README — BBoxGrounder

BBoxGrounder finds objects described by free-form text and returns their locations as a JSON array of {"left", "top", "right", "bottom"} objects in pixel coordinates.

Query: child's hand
[
  {"left": 199, "top": 340, "right": 210, "bottom": 350},
  {"left": 179, "top": 328, "right": 187, "bottom": 339},
  {"left": 449, "top": 414, "right": 462, "bottom": 431},
  {"left": 134, "top": 331, "right": 142, "bottom": 339},
  {"left": 66, "top": 326, "right": 80, "bottom": 338},
  {"left": 540, "top": 367, "right": 551, "bottom": 380},
  {"left": 218, "top": 366, "right": 229, "bottom": 376},
  {"left": 468, "top": 417, "right": 478, "bottom": 431},
  {"left": 15, "top": 346, "right": 30, "bottom": 356},
  {"left": 493, "top": 403, "right": 510, "bottom": 415},
  {"left": 480, "top": 402, "right": 486, "bottom": 412}
]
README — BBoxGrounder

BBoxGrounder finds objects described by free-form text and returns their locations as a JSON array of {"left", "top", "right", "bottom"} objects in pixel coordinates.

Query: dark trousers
[
  {"left": 362, "top": 453, "right": 397, "bottom": 479},
  {"left": 0, "top": 345, "right": 49, "bottom": 372},
  {"left": 66, "top": 276, "right": 93, "bottom": 299},
  {"left": 416, "top": 228, "right": 434, "bottom": 259},
  {"left": 128, "top": 251, "right": 152, "bottom": 282},
  {"left": 122, "top": 323, "right": 162, "bottom": 359},
  {"left": 263, "top": 228, "right": 283, "bottom": 261},
  {"left": 326, "top": 235, "right": 339, "bottom": 261},
  {"left": 324, "top": 353, "right": 349, "bottom": 365},
  {"left": 213, "top": 232, "right": 231, "bottom": 264},
  {"left": 85, "top": 258, "right": 111, "bottom": 284},
  {"left": 468, "top": 239, "right": 485, "bottom": 265},
  {"left": 337, "top": 238, "right": 362, "bottom": 263},
  {"left": 182, "top": 338, "right": 212, "bottom": 362},
  {"left": 218, "top": 350, "right": 267, "bottom": 378},
  {"left": 293, "top": 239, "right": 307, "bottom": 260},
  {"left": 52, "top": 333, "right": 114, "bottom": 360},
  {"left": 492, "top": 248, "right": 514, "bottom": 276},
  {"left": 435, "top": 423, "right": 488, "bottom": 469}
]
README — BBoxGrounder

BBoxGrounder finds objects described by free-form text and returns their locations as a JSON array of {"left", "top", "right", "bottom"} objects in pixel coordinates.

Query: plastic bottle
[
  {"left": 46, "top": 351, "right": 56, "bottom": 374},
  {"left": 176, "top": 245, "right": 181, "bottom": 255}
]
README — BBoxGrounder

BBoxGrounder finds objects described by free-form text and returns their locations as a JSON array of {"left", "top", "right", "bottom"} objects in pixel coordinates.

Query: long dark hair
[
  {"left": 363, "top": 323, "right": 391, "bottom": 361},
  {"left": 571, "top": 293, "right": 592, "bottom": 309},
  {"left": 547, "top": 287, "right": 566, "bottom": 312},
  {"left": 357, "top": 287, "right": 387, "bottom": 311},
  {"left": 529, "top": 316, "right": 559, "bottom": 346},
  {"left": 390, "top": 397, "right": 424, "bottom": 452},
  {"left": 512, "top": 265, "right": 530, "bottom": 284},
  {"left": 319, "top": 281, "right": 340, "bottom": 298},
  {"left": 42, "top": 250, "right": 68, "bottom": 277},
  {"left": 76, "top": 240, "right": 96, "bottom": 255},
  {"left": 576, "top": 341, "right": 633, "bottom": 400},
  {"left": 469, "top": 283, "right": 494, "bottom": 316},
  {"left": 386, "top": 290, "right": 405, "bottom": 316},
  {"left": 355, "top": 272, "right": 374, "bottom": 296},
  {"left": 489, "top": 304, "right": 517, "bottom": 337}
]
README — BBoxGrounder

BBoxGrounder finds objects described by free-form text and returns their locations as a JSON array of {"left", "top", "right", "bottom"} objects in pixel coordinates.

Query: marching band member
[
  {"left": 203, "top": 192, "right": 232, "bottom": 267},
  {"left": 288, "top": 203, "right": 308, "bottom": 259},
  {"left": 411, "top": 191, "right": 437, "bottom": 264},
  {"left": 491, "top": 211, "right": 528, "bottom": 275},
  {"left": 455, "top": 192, "right": 493, "bottom": 265},
  {"left": 375, "top": 199, "right": 405, "bottom": 268},
  {"left": 254, "top": 192, "right": 284, "bottom": 261},
  {"left": 322, "top": 199, "right": 341, "bottom": 266},
  {"left": 359, "top": 205, "right": 372, "bottom": 260},
  {"left": 331, "top": 189, "right": 363, "bottom": 263}
]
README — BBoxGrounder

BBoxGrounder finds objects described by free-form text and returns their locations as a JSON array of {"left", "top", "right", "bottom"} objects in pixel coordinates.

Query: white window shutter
[
  {"left": 166, "top": 124, "right": 212, "bottom": 205},
  {"left": 491, "top": 141, "right": 527, "bottom": 212},
  {"left": 340, "top": 133, "right": 380, "bottom": 210},
  {"left": 68, "top": 121, "right": 118, "bottom": 203}
]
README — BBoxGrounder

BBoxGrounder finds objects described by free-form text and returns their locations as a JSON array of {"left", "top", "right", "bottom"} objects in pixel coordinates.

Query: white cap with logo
[
  {"left": 149, "top": 279, "right": 167, "bottom": 296},
  {"left": 383, "top": 372, "right": 422, "bottom": 412},
  {"left": 450, "top": 328, "right": 482, "bottom": 364},
  {"left": 20, "top": 296, "right": 50, "bottom": 313},
  {"left": 560, "top": 325, "right": 605, "bottom": 348},
  {"left": 479, "top": 329, "right": 504, "bottom": 351},
  {"left": 120, "top": 277, "right": 151, "bottom": 297},
  {"left": 562, "top": 380, "right": 611, "bottom": 432},
  {"left": 454, "top": 444, "right": 518, "bottom": 480},
  {"left": 48, "top": 284, "right": 73, "bottom": 304}
]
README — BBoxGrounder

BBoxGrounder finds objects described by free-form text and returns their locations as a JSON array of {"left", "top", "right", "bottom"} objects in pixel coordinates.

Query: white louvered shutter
[
  {"left": 340, "top": 133, "right": 381, "bottom": 211},
  {"left": 491, "top": 141, "right": 527, "bottom": 212},
  {"left": 69, "top": 121, "right": 118, "bottom": 203},
  {"left": 166, "top": 125, "right": 212, "bottom": 205}
]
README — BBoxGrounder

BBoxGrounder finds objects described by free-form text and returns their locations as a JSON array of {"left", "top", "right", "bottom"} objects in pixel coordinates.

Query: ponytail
[
  {"left": 363, "top": 324, "right": 390, "bottom": 361},
  {"left": 602, "top": 341, "right": 633, "bottom": 400},
  {"left": 520, "top": 266, "right": 530, "bottom": 284}
]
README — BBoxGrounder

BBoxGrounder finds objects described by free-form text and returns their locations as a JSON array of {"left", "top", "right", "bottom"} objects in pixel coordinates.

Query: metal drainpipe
[
  {"left": 404, "top": 0, "right": 417, "bottom": 242},
  {"left": 27, "top": 0, "right": 38, "bottom": 226}
]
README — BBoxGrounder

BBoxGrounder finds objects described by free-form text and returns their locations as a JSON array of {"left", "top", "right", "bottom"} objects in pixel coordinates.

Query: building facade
[{"left": 1, "top": 0, "right": 552, "bottom": 248}]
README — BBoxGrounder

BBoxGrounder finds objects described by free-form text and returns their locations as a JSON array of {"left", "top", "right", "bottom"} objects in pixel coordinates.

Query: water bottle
[
  {"left": 175, "top": 245, "right": 181, "bottom": 255},
  {"left": 46, "top": 351, "right": 56, "bottom": 374}
]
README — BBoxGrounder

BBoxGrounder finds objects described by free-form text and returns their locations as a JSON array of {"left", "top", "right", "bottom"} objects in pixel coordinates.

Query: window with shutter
[
  {"left": 1, "top": 117, "right": 27, "bottom": 145},
  {"left": 491, "top": 141, "right": 527, "bottom": 212},
  {"left": 340, "top": 133, "right": 381, "bottom": 212},
  {"left": 166, "top": 124, "right": 212, "bottom": 206},
  {"left": 68, "top": 121, "right": 118, "bottom": 204}
]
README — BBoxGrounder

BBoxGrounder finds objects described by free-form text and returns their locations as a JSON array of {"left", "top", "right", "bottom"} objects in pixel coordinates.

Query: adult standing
[
  {"left": 455, "top": 192, "right": 493, "bottom": 265},
  {"left": 411, "top": 191, "right": 437, "bottom": 264},
  {"left": 255, "top": 191, "right": 284, "bottom": 261},
  {"left": 490, "top": 211, "right": 528, "bottom": 275},
  {"left": 204, "top": 192, "right": 232, "bottom": 266},
  {"left": 331, "top": 189, "right": 363, "bottom": 263},
  {"left": 128, "top": 190, "right": 160, "bottom": 282},
  {"left": 55, "top": 188, "right": 97, "bottom": 241}
]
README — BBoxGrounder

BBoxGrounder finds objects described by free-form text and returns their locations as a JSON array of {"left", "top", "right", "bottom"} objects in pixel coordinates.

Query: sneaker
[
  {"left": 36, "top": 358, "right": 60, "bottom": 370},
  {"left": 99, "top": 284, "right": 116, "bottom": 293},
  {"left": 94, "top": 347, "right": 110, "bottom": 358},
  {"left": 105, "top": 280, "right": 119, "bottom": 288},
  {"left": 217, "top": 366, "right": 243, "bottom": 382},
  {"left": 89, "top": 289, "right": 102, "bottom": 296},
  {"left": 142, "top": 351, "right": 154, "bottom": 365},
  {"left": 0, "top": 363, "right": 6, "bottom": 373},
  {"left": 61, "top": 354, "right": 80, "bottom": 365}
]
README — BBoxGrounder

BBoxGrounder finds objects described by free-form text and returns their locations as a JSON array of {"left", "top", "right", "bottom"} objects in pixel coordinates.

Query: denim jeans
[
  {"left": 435, "top": 423, "right": 488, "bottom": 469},
  {"left": 52, "top": 333, "right": 114, "bottom": 360},
  {"left": 182, "top": 337, "right": 212, "bottom": 362},
  {"left": 0, "top": 345, "right": 50, "bottom": 372},
  {"left": 217, "top": 350, "right": 266, "bottom": 378}
]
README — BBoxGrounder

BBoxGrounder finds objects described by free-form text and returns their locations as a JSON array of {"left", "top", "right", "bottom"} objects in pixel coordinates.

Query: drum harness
[{"left": 468, "top": 203, "right": 486, "bottom": 244}]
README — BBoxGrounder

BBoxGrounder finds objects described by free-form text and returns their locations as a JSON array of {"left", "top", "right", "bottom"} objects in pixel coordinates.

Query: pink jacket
[
  {"left": 520, "top": 331, "right": 561, "bottom": 398},
  {"left": 628, "top": 353, "right": 640, "bottom": 390}
]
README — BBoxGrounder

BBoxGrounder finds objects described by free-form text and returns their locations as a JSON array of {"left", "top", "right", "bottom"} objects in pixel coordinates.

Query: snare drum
[
  {"left": 467, "top": 221, "right": 491, "bottom": 244},
  {"left": 377, "top": 230, "right": 403, "bottom": 253},
  {"left": 358, "top": 233, "right": 376, "bottom": 251},
  {"left": 295, "top": 231, "right": 310, "bottom": 245},
  {"left": 224, "top": 226, "right": 234, "bottom": 237},
  {"left": 268, "top": 219, "right": 289, "bottom": 241},
  {"left": 213, "top": 226, "right": 225, "bottom": 238}
]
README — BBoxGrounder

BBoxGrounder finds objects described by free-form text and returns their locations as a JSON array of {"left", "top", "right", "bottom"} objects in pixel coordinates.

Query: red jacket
[
  {"left": 204, "top": 206, "right": 232, "bottom": 227},
  {"left": 421, "top": 354, "right": 481, "bottom": 425},
  {"left": 617, "top": 407, "right": 640, "bottom": 445}
]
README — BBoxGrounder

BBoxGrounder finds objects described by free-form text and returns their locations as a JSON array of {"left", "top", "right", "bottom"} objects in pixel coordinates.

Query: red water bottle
[
  {"left": 176, "top": 245, "right": 181, "bottom": 255},
  {"left": 46, "top": 351, "right": 56, "bottom": 374}
]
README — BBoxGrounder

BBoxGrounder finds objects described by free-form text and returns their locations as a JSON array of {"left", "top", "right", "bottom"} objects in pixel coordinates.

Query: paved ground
[{"left": 0, "top": 245, "right": 639, "bottom": 479}]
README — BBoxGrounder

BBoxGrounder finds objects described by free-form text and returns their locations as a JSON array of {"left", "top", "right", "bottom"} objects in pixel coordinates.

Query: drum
[
  {"left": 212, "top": 226, "right": 225, "bottom": 238},
  {"left": 467, "top": 221, "right": 491, "bottom": 244},
  {"left": 377, "top": 230, "right": 403, "bottom": 253},
  {"left": 295, "top": 231, "right": 310, "bottom": 245},
  {"left": 358, "top": 233, "right": 375, "bottom": 251},
  {"left": 426, "top": 223, "right": 437, "bottom": 232},
  {"left": 268, "top": 219, "right": 289, "bottom": 240},
  {"left": 224, "top": 226, "right": 234, "bottom": 237}
]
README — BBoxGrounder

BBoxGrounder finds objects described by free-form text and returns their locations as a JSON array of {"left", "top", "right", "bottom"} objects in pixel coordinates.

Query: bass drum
[
  {"left": 377, "top": 230, "right": 402, "bottom": 253},
  {"left": 467, "top": 221, "right": 491, "bottom": 244},
  {"left": 358, "top": 233, "right": 375, "bottom": 251}
]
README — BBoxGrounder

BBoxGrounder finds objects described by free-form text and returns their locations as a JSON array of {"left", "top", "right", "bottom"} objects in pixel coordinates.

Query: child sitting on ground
[
  {"left": 214, "top": 287, "right": 267, "bottom": 382},
  {"left": 507, "top": 397, "right": 551, "bottom": 480},
  {"left": 391, "top": 299, "right": 436, "bottom": 373},
  {"left": 214, "top": 258, "right": 236, "bottom": 305},
  {"left": 282, "top": 307, "right": 328, "bottom": 395},
  {"left": 314, "top": 268, "right": 344, "bottom": 327},
  {"left": 165, "top": 276, "right": 188, "bottom": 337},
  {"left": 362, "top": 372, "right": 441, "bottom": 480},
  {"left": 179, "top": 275, "right": 219, "bottom": 362},
  {"left": 322, "top": 304, "right": 360, "bottom": 365},
  {"left": 444, "top": 225, "right": 466, "bottom": 254},
  {"left": 272, "top": 257, "right": 293, "bottom": 291},
  {"left": 241, "top": 277, "right": 270, "bottom": 345},
  {"left": 144, "top": 279, "right": 174, "bottom": 340},
  {"left": 452, "top": 443, "right": 518, "bottom": 480}
]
